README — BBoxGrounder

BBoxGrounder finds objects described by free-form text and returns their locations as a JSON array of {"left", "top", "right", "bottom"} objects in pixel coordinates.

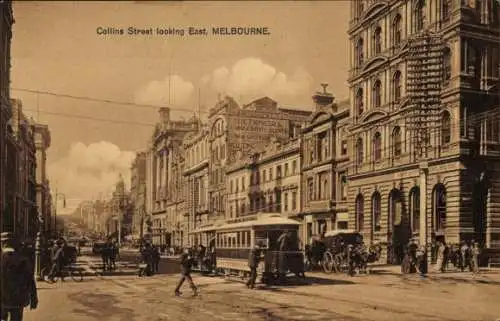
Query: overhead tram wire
[
  {"left": 18, "top": 101, "right": 500, "bottom": 136},
  {"left": 10, "top": 87, "right": 500, "bottom": 125}
]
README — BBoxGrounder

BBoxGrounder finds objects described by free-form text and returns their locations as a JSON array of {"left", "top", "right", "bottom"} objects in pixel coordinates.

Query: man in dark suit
[
  {"left": 174, "top": 248, "right": 198, "bottom": 296},
  {"left": 246, "top": 244, "right": 262, "bottom": 289},
  {"left": 1, "top": 232, "right": 38, "bottom": 321}
]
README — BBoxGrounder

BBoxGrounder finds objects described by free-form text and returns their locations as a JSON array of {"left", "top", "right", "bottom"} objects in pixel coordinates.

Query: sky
[{"left": 10, "top": 1, "right": 351, "bottom": 214}]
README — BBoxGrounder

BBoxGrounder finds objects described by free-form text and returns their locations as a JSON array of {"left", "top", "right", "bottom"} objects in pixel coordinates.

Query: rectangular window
[
  {"left": 338, "top": 221, "right": 348, "bottom": 230},
  {"left": 284, "top": 192, "right": 289, "bottom": 212},
  {"left": 292, "top": 160, "right": 297, "bottom": 174},
  {"left": 339, "top": 172, "right": 347, "bottom": 200},
  {"left": 341, "top": 140, "right": 348, "bottom": 155},
  {"left": 284, "top": 163, "right": 289, "bottom": 176},
  {"left": 242, "top": 176, "right": 246, "bottom": 190},
  {"left": 269, "top": 168, "right": 273, "bottom": 181},
  {"left": 292, "top": 191, "right": 297, "bottom": 210}
]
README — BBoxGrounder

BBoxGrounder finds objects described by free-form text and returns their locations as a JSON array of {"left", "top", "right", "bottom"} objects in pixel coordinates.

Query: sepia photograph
[{"left": 1, "top": 0, "right": 500, "bottom": 320}]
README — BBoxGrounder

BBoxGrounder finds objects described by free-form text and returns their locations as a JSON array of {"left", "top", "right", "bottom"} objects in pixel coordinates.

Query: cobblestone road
[{"left": 24, "top": 266, "right": 500, "bottom": 321}]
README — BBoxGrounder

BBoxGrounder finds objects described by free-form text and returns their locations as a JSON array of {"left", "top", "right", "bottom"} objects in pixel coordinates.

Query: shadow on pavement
[
  {"left": 69, "top": 291, "right": 139, "bottom": 321},
  {"left": 259, "top": 276, "right": 356, "bottom": 290}
]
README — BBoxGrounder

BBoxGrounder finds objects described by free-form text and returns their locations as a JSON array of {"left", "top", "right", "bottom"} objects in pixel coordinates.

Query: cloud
[
  {"left": 134, "top": 74, "right": 195, "bottom": 106},
  {"left": 48, "top": 141, "right": 135, "bottom": 212},
  {"left": 202, "top": 57, "right": 313, "bottom": 102}
]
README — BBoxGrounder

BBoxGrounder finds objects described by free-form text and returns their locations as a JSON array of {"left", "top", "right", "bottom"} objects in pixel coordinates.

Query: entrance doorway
[{"left": 388, "top": 189, "right": 411, "bottom": 264}]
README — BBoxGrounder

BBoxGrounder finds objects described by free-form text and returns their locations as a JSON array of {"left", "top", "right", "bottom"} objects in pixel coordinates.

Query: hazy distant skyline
[{"left": 10, "top": 1, "right": 350, "bottom": 213}]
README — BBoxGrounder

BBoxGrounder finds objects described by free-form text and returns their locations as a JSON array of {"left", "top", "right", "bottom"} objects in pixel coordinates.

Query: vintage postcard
[{"left": 1, "top": 0, "right": 500, "bottom": 320}]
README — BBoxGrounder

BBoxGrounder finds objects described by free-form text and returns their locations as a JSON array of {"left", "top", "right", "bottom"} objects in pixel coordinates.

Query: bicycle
[{"left": 40, "top": 261, "right": 84, "bottom": 283}]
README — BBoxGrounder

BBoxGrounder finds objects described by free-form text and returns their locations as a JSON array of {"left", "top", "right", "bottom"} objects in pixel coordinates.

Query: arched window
[
  {"left": 372, "top": 192, "right": 381, "bottom": 232},
  {"left": 409, "top": 187, "right": 420, "bottom": 233},
  {"left": 356, "top": 138, "right": 364, "bottom": 165},
  {"left": 372, "top": 80, "right": 382, "bottom": 108},
  {"left": 389, "top": 189, "right": 402, "bottom": 228},
  {"left": 356, "top": 37, "right": 364, "bottom": 67},
  {"left": 355, "top": 194, "right": 365, "bottom": 231},
  {"left": 441, "top": 111, "right": 451, "bottom": 144},
  {"left": 392, "top": 14, "right": 402, "bottom": 47},
  {"left": 356, "top": 88, "right": 364, "bottom": 115},
  {"left": 433, "top": 184, "right": 446, "bottom": 231},
  {"left": 414, "top": 0, "right": 425, "bottom": 32},
  {"left": 392, "top": 127, "right": 402, "bottom": 157},
  {"left": 373, "top": 132, "right": 382, "bottom": 161},
  {"left": 373, "top": 26, "right": 382, "bottom": 55},
  {"left": 443, "top": 47, "right": 451, "bottom": 81},
  {"left": 392, "top": 71, "right": 402, "bottom": 102}
]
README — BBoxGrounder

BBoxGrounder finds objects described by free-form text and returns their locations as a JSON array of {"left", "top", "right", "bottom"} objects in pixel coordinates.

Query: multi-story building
[
  {"left": 5, "top": 99, "right": 38, "bottom": 240},
  {"left": 0, "top": 0, "right": 14, "bottom": 235},
  {"left": 225, "top": 137, "right": 304, "bottom": 238},
  {"left": 130, "top": 151, "right": 147, "bottom": 238},
  {"left": 33, "top": 124, "right": 51, "bottom": 236},
  {"left": 183, "top": 125, "right": 210, "bottom": 245},
  {"left": 147, "top": 107, "right": 198, "bottom": 247},
  {"left": 300, "top": 86, "right": 350, "bottom": 244},
  {"left": 347, "top": 0, "right": 500, "bottom": 264},
  {"left": 207, "top": 96, "right": 310, "bottom": 226}
]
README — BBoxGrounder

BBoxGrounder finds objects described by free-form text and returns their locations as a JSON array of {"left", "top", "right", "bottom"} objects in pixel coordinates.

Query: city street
[{"left": 25, "top": 255, "right": 500, "bottom": 321}]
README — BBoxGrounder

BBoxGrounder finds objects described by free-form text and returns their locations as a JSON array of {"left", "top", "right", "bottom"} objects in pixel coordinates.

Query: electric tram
[{"left": 191, "top": 212, "right": 305, "bottom": 283}]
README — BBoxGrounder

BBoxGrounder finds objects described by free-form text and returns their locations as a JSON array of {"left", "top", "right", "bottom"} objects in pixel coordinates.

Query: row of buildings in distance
[
  {"left": 1, "top": 1, "right": 54, "bottom": 242},
  {"left": 79, "top": 0, "right": 500, "bottom": 265}
]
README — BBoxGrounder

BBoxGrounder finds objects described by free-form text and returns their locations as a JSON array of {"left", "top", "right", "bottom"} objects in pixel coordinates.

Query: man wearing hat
[
  {"left": 246, "top": 243, "right": 262, "bottom": 289},
  {"left": 1, "top": 232, "right": 38, "bottom": 321}
]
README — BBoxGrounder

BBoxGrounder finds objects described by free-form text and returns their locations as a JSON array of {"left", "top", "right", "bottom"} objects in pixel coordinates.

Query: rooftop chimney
[
  {"left": 312, "top": 83, "right": 334, "bottom": 110},
  {"left": 159, "top": 107, "right": 170, "bottom": 124}
]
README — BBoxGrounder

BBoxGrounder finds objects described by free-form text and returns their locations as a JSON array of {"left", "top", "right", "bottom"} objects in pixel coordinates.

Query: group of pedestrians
[
  {"left": 401, "top": 238, "right": 481, "bottom": 275},
  {"left": 434, "top": 240, "right": 481, "bottom": 273},
  {"left": 138, "top": 242, "right": 160, "bottom": 276},
  {"left": 0, "top": 232, "right": 38, "bottom": 321},
  {"left": 100, "top": 239, "right": 119, "bottom": 271}
]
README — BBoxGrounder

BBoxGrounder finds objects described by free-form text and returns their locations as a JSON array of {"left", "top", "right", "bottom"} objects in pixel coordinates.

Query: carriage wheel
[
  {"left": 322, "top": 251, "right": 334, "bottom": 273},
  {"left": 333, "top": 254, "right": 342, "bottom": 273}
]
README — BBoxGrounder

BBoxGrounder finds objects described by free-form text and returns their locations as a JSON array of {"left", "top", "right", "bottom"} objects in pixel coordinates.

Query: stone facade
[
  {"left": 130, "top": 152, "right": 147, "bottom": 238},
  {"left": 183, "top": 125, "right": 210, "bottom": 245},
  {"left": 225, "top": 137, "right": 304, "bottom": 239},
  {"left": 33, "top": 123, "right": 51, "bottom": 237},
  {"left": 4, "top": 99, "right": 38, "bottom": 240},
  {"left": 148, "top": 107, "right": 199, "bottom": 247},
  {"left": 207, "top": 96, "right": 310, "bottom": 227},
  {"left": 347, "top": 0, "right": 500, "bottom": 263},
  {"left": 300, "top": 87, "right": 350, "bottom": 243},
  {"left": 0, "top": 0, "right": 14, "bottom": 235}
]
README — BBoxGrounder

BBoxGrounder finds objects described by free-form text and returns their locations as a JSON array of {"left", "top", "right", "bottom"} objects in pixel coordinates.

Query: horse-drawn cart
[{"left": 308, "top": 230, "right": 382, "bottom": 275}]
